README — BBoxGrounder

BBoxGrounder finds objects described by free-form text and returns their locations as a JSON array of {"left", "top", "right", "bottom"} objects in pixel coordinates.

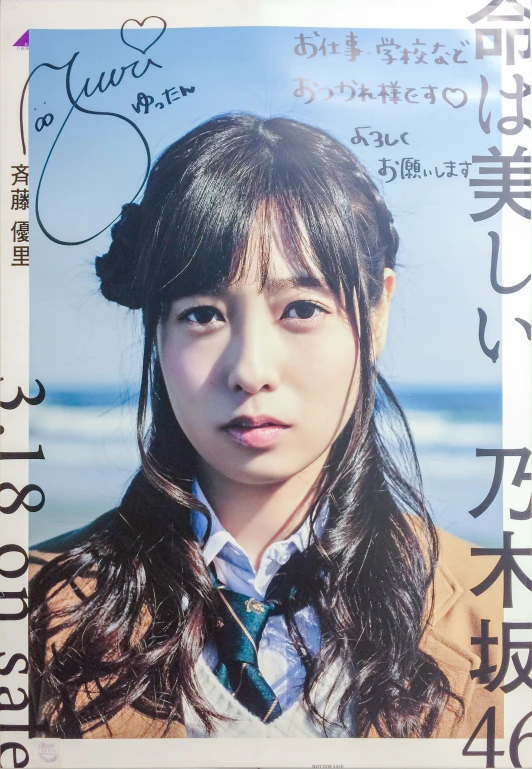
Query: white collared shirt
[{"left": 190, "top": 482, "right": 324, "bottom": 711}]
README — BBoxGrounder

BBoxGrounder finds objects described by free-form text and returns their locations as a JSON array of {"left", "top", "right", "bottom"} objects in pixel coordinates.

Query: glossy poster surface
[{"left": 0, "top": 1, "right": 530, "bottom": 767}]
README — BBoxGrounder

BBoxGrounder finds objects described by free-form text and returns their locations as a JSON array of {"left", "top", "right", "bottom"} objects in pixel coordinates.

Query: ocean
[{"left": 29, "top": 387, "right": 502, "bottom": 547}]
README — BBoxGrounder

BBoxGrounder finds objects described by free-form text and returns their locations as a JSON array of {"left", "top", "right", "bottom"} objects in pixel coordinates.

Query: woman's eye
[
  {"left": 179, "top": 306, "right": 224, "bottom": 326},
  {"left": 281, "top": 301, "right": 328, "bottom": 321}
]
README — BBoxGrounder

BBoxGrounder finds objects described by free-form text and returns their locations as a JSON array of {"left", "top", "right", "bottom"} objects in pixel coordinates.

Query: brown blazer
[{"left": 29, "top": 520, "right": 503, "bottom": 740}]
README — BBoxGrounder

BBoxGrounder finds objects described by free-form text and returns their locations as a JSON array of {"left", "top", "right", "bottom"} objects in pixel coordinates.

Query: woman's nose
[{"left": 226, "top": 324, "right": 280, "bottom": 394}]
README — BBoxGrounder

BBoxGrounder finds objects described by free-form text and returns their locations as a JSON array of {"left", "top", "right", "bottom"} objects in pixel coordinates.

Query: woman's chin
[{"left": 206, "top": 452, "right": 326, "bottom": 487}]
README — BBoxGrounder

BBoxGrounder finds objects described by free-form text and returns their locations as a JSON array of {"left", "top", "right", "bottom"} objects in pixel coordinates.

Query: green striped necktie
[{"left": 212, "top": 576, "right": 283, "bottom": 723}]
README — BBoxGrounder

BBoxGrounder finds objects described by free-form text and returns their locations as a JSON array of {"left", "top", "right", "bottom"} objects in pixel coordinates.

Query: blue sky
[{"left": 29, "top": 25, "right": 502, "bottom": 389}]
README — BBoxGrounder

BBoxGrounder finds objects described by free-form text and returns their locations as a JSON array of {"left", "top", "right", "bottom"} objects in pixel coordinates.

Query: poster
[{"left": 0, "top": 0, "right": 530, "bottom": 766}]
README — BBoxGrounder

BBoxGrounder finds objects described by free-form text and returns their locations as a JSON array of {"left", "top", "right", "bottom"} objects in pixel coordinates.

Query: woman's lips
[{"left": 221, "top": 417, "right": 290, "bottom": 449}]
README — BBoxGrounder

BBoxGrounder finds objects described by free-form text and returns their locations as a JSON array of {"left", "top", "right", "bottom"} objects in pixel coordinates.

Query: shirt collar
[{"left": 190, "top": 480, "right": 327, "bottom": 570}]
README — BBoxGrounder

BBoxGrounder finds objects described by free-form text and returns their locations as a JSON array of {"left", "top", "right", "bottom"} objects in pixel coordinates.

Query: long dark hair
[{"left": 30, "top": 114, "right": 462, "bottom": 738}]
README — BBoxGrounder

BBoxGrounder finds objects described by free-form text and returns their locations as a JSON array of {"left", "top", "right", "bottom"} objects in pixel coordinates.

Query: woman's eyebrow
[
  {"left": 264, "top": 276, "right": 330, "bottom": 294},
  {"left": 174, "top": 276, "right": 330, "bottom": 302}
]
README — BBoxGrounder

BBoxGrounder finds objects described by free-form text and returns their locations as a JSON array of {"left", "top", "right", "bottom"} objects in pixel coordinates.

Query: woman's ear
[{"left": 371, "top": 268, "right": 395, "bottom": 360}]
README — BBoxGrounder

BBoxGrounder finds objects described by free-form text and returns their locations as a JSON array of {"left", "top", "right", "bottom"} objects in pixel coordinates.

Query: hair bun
[{"left": 95, "top": 203, "right": 143, "bottom": 309}]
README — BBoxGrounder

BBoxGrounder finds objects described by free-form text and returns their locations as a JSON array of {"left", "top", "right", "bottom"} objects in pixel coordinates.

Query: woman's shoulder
[
  {"left": 405, "top": 516, "right": 501, "bottom": 621},
  {"left": 28, "top": 512, "right": 119, "bottom": 639},
  {"left": 419, "top": 524, "right": 504, "bottom": 739},
  {"left": 436, "top": 525, "right": 486, "bottom": 579},
  {"left": 29, "top": 510, "right": 187, "bottom": 739},
  {"left": 29, "top": 510, "right": 117, "bottom": 581},
  {"left": 434, "top": 525, "right": 502, "bottom": 621}
]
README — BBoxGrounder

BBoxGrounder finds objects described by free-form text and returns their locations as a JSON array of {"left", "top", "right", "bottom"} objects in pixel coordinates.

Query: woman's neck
[{"left": 196, "top": 455, "right": 327, "bottom": 570}]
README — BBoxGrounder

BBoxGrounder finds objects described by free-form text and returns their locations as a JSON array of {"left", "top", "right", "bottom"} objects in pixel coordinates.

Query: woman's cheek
[
  {"left": 161, "top": 341, "right": 215, "bottom": 399},
  {"left": 293, "top": 333, "right": 359, "bottom": 433},
  {"left": 291, "top": 329, "right": 358, "bottom": 391}
]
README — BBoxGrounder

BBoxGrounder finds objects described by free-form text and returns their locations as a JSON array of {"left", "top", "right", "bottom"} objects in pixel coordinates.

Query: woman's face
[{"left": 158, "top": 228, "right": 393, "bottom": 488}]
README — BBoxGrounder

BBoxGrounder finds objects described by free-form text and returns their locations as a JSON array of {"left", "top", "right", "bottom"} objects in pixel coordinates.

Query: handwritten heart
[
  {"left": 442, "top": 87, "right": 467, "bottom": 109},
  {"left": 120, "top": 16, "right": 167, "bottom": 55}
]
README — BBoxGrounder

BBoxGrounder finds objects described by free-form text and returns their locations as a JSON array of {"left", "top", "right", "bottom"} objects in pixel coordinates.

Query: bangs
[
  {"left": 136, "top": 114, "right": 386, "bottom": 320},
  {"left": 158, "top": 195, "right": 345, "bottom": 310}
]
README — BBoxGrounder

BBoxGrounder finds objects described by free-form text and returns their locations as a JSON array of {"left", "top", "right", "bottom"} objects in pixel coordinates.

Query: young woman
[{"left": 29, "top": 114, "right": 501, "bottom": 740}]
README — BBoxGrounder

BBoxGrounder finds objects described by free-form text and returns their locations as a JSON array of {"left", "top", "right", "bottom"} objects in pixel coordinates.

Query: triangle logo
[{"left": 14, "top": 30, "right": 29, "bottom": 48}]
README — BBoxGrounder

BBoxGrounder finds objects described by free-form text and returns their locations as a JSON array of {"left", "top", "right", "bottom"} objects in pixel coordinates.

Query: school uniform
[
  {"left": 190, "top": 481, "right": 325, "bottom": 713},
  {"left": 29, "top": 502, "right": 503, "bottom": 739}
]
